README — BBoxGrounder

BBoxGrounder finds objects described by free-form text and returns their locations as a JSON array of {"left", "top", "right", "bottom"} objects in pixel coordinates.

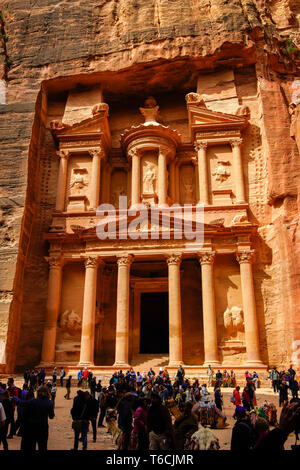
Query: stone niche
[
  {"left": 141, "top": 150, "right": 158, "bottom": 205},
  {"left": 179, "top": 164, "right": 196, "bottom": 205},
  {"left": 110, "top": 169, "right": 128, "bottom": 208},
  {"left": 214, "top": 253, "right": 246, "bottom": 364},
  {"left": 208, "top": 144, "right": 234, "bottom": 205},
  {"left": 66, "top": 155, "right": 92, "bottom": 212},
  {"left": 55, "top": 263, "right": 85, "bottom": 363}
]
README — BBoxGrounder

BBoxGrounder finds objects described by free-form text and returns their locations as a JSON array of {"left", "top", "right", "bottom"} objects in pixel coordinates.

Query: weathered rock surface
[{"left": 0, "top": 0, "right": 300, "bottom": 371}]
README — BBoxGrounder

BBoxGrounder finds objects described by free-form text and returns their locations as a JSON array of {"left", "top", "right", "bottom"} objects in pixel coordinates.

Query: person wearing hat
[{"left": 231, "top": 406, "right": 256, "bottom": 450}]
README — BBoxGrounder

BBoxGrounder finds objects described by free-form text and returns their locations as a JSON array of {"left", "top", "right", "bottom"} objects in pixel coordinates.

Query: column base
[
  {"left": 113, "top": 362, "right": 130, "bottom": 369},
  {"left": 77, "top": 362, "right": 95, "bottom": 368}
]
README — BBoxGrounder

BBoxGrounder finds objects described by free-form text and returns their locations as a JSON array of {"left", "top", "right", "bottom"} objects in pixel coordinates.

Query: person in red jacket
[
  {"left": 233, "top": 386, "right": 242, "bottom": 406},
  {"left": 82, "top": 368, "right": 89, "bottom": 390}
]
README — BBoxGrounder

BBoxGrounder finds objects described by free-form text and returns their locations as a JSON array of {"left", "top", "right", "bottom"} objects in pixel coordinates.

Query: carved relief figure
[
  {"left": 223, "top": 306, "right": 244, "bottom": 339},
  {"left": 59, "top": 310, "right": 82, "bottom": 335},
  {"left": 143, "top": 162, "right": 156, "bottom": 194},
  {"left": 213, "top": 161, "right": 231, "bottom": 183},
  {"left": 70, "top": 168, "right": 88, "bottom": 195},
  {"left": 181, "top": 177, "right": 194, "bottom": 204}
]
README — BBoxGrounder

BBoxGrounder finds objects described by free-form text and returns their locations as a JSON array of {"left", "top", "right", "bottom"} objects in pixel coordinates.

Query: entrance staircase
[{"left": 130, "top": 354, "right": 169, "bottom": 371}]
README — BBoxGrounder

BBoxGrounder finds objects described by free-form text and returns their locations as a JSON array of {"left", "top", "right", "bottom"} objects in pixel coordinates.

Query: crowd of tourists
[{"left": 0, "top": 364, "right": 299, "bottom": 452}]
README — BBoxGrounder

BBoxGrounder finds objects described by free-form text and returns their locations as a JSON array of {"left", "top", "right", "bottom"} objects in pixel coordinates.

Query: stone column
[
  {"left": 130, "top": 149, "right": 140, "bottom": 207},
  {"left": 55, "top": 150, "right": 69, "bottom": 212},
  {"left": 158, "top": 146, "right": 168, "bottom": 206},
  {"left": 195, "top": 141, "right": 209, "bottom": 205},
  {"left": 114, "top": 254, "right": 133, "bottom": 367},
  {"left": 89, "top": 149, "right": 103, "bottom": 210},
  {"left": 40, "top": 256, "right": 63, "bottom": 364},
  {"left": 169, "top": 160, "right": 176, "bottom": 202},
  {"left": 79, "top": 256, "right": 101, "bottom": 366},
  {"left": 166, "top": 253, "right": 183, "bottom": 367},
  {"left": 230, "top": 138, "right": 246, "bottom": 203},
  {"left": 198, "top": 252, "right": 220, "bottom": 365},
  {"left": 236, "top": 250, "right": 262, "bottom": 365}
]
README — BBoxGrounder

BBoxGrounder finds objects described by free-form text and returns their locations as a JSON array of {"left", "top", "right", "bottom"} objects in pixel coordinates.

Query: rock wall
[{"left": 0, "top": 0, "right": 300, "bottom": 371}]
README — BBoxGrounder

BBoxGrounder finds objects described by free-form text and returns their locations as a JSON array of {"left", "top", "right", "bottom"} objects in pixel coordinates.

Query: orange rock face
[{"left": 0, "top": 0, "right": 300, "bottom": 374}]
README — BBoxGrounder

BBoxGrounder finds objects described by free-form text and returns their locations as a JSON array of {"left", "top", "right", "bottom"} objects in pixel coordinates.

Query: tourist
[
  {"left": 253, "top": 417, "right": 270, "bottom": 448},
  {"left": 252, "top": 371, "right": 259, "bottom": 390},
  {"left": 88, "top": 391, "right": 99, "bottom": 443},
  {"left": 52, "top": 367, "right": 58, "bottom": 384},
  {"left": 29, "top": 370, "right": 37, "bottom": 391},
  {"left": 70, "top": 390, "right": 92, "bottom": 451},
  {"left": 131, "top": 396, "right": 148, "bottom": 450},
  {"left": 50, "top": 382, "right": 57, "bottom": 407},
  {"left": 0, "top": 401, "right": 7, "bottom": 451},
  {"left": 206, "top": 365, "right": 213, "bottom": 387},
  {"left": 6, "top": 378, "right": 19, "bottom": 438},
  {"left": 77, "top": 369, "right": 83, "bottom": 387},
  {"left": 23, "top": 369, "right": 30, "bottom": 387},
  {"left": 14, "top": 389, "right": 35, "bottom": 441},
  {"left": 59, "top": 367, "right": 66, "bottom": 387},
  {"left": 232, "top": 385, "right": 242, "bottom": 414},
  {"left": 82, "top": 368, "right": 89, "bottom": 389},
  {"left": 96, "top": 379, "right": 102, "bottom": 400},
  {"left": 173, "top": 401, "right": 198, "bottom": 450},
  {"left": 21, "top": 385, "right": 55, "bottom": 451},
  {"left": 0, "top": 391, "right": 11, "bottom": 448},
  {"left": 116, "top": 393, "right": 134, "bottom": 450},
  {"left": 106, "top": 386, "right": 118, "bottom": 409},
  {"left": 231, "top": 406, "right": 256, "bottom": 450},
  {"left": 176, "top": 365, "right": 185, "bottom": 385},
  {"left": 279, "top": 379, "right": 289, "bottom": 407},
  {"left": 242, "top": 385, "right": 251, "bottom": 412},
  {"left": 215, "top": 370, "right": 222, "bottom": 387},
  {"left": 148, "top": 367, "right": 155, "bottom": 380},
  {"left": 64, "top": 375, "right": 72, "bottom": 400},
  {"left": 214, "top": 387, "right": 223, "bottom": 411},
  {"left": 270, "top": 367, "right": 280, "bottom": 393},
  {"left": 38, "top": 368, "right": 46, "bottom": 386},
  {"left": 89, "top": 375, "right": 97, "bottom": 398},
  {"left": 98, "top": 387, "right": 108, "bottom": 428},
  {"left": 147, "top": 392, "right": 174, "bottom": 450},
  {"left": 288, "top": 364, "right": 296, "bottom": 381},
  {"left": 229, "top": 370, "right": 236, "bottom": 387},
  {"left": 136, "top": 372, "right": 143, "bottom": 388}
]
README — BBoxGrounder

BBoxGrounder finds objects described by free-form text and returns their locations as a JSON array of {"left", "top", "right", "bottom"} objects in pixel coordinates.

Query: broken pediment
[{"left": 185, "top": 92, "right": 249, "bottom": 142}]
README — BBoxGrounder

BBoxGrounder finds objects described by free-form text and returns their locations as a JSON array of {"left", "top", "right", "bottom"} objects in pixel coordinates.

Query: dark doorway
[{"left": 140, "top": 292, "right": 169, "bottom": 354}]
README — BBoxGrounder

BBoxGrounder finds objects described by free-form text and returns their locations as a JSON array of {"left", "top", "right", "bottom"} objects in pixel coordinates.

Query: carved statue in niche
[
  {"left": 213, "top": 161, "right": 231, "bottom": 183},
  {"left": 70, "top": 168, "right": 89, "bottom": 195},
  {"left": 143, "top": 162, "right": 156, "bottom": 194},
  {"left": 181, "top": 176, "right": 194, "bottom": 204},
  {"left": 59, "top": 310, "right": 82, "bottom": 335},
  {"left": 223, "top": 306, "right": 244, "bottom": 339}
]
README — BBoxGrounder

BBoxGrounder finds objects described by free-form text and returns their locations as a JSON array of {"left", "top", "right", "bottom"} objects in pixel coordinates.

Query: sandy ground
[{"left": 2, "top": 380, "right": 297, "bottom": 451}]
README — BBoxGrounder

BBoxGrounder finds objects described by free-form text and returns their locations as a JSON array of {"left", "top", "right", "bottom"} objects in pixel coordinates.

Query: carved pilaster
[
  {"left": 166, "top": 253, "right": 182, "bottom": 266},
  {"left": 236, "top": 250, "right": 255, "bottom": 264},
  {"left": 194, "top": 141, "right": 208, "bottom": 152},
  {"left": 230, "top": 138, "right": 243, "bottom": 149},
  {"left": 117, "top": 254, "right": 134, "bottom": 267},
  {"left": 84, "top": 256, "right": 100, "bottom": 268}
]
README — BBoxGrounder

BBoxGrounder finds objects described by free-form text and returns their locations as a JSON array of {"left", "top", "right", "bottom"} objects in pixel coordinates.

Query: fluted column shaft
[
  {"left": 79, "top": 257, "right": 100, "bottom": 366},
  {"left": 237, "top": 251, "right": 262, "bottom": 365},
  {"left": 198, "top": 252, "right": 219, "bottom": 365},
  {"left": 114, "top": 255, "right": 133, "bottom": 367},
  {"left": 167, "top": 253, "right": 183, "bottom": 367},
  {"left": 55, "top": 150, "right": 69, "bottom": 211},
  {"left": 41, "top": 257, "right": 63, "bottom": 364},
  {"left": 231, "top": 139, "right": 246, "bottom": 203},
  {"left": 195, "top": 141, "right": 209, "bottom": 205}
]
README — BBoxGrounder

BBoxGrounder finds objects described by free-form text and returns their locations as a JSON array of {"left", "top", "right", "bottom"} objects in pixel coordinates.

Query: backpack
[{"left": 230, "top": 393, "right": 235, "bottom": 404}]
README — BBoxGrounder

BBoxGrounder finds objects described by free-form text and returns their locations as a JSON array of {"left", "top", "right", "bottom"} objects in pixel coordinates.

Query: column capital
[
  {"left": 158, "top": 145, "right": 170, "bottom": 157},
  {"left": 230, "top": 138, "right": 243, "bottom": 148},
  {"left": 128, "top": 147, "right": 140, "bottom": 160},
  {"left": 166, "top": 253, "right": 182, "bottom": 266},
  {"left": 198, "top": 251, "right": 216, "bottom": 265},
  {"left": 88, "top": 148, "right": 105, "bottom": 159},
  {"left": 117, "top": 254, "right": 133, "bottom": 267},
  {"left": 195, "top": 141, "right": 208, "bottom": 152},
  {"left": 45, "top": 256, "right": 63, "bottom": 269},
  {"left": 236, "top": 250, "right": 255, "bottom": 264},
  {"left": 84, "top": 256, "right": 102, "bottom": 268},
  {"left": 56, "top": 149, "right": 70, "bottom": 160}
]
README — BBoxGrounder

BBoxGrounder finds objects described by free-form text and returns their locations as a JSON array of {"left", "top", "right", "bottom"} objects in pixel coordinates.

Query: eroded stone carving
[
  {"left": 70, "top": 168, "right": 89, "bottom": 195},
  {"left": 289, "top": 102, "right": 300, "bottom": 156},
  {"left": 59, "top": 310, "right": 82, "bottom": 334},
  {"left": 223, "top": 306, "right": 244, "bottom": 338},
  {"left": 185, "top": 93, "right": 206, "bottom": 107},
  {"left": 212, "top": 161, "right": 231, "bottom": 183},
  {"left": 143, "top": 162, "right": 157, "bottom": 194},
  {"left": 231, "top": 214, "right": 248, "bottom": 224}
]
